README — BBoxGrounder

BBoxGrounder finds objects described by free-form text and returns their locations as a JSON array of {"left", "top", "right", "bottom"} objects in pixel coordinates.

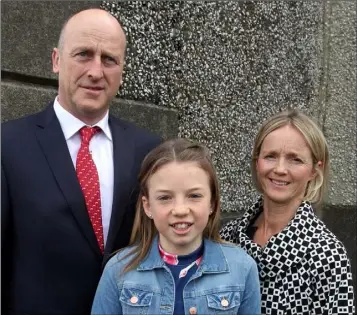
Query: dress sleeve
[
  {"left": 310, "top": 241, "right": 355, "bottom": 315},
  {"left": 219, "top": 218, "right": 240, "bottom": 243}
]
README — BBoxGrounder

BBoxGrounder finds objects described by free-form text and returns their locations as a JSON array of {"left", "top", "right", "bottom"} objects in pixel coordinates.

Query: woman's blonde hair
[
  {"left": 251, "top": 108, "right": 330, "bottom": 205},
  {"left": 122, "top": 138, "right": 222, "bottom": 273}
]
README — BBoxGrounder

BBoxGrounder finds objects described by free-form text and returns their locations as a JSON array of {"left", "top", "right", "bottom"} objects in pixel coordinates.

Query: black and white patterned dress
[{"left": 220, "top": 197, "right": 355, "bottom": 315}]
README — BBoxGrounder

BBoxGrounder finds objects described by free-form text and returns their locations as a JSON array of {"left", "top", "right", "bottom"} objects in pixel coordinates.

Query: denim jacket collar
[{"left": 137, "top": 236, "right": 229, "bottom": 274}]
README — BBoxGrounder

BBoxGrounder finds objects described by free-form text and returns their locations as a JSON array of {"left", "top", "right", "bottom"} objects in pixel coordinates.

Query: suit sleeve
[
  {"left": 310, "top": 242, "right": 355, "bottom": 315},
  {"left": 1, "top": 163, "right": 13, "bottom": 313}
]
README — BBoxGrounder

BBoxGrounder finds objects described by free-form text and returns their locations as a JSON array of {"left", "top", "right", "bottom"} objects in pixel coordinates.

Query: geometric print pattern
[
  {"left": 76, "top": 126, "right": 104, "bottom": 253},
  {"left": 220, "top": 197, "right": 355, "bottom": 315}
]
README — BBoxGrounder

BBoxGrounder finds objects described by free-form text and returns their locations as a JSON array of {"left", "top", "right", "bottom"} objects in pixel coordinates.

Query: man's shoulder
[
  {"left": 2, "top": 113, "right": 34, "bottom": 128},
  {"left": 2, "top": 110, "right": 44, "bottom": 140},
  {"left": 2, "top": 103, "right": 51, "bottom": 132},
  {"left": 109, "top": 114, "right": 159, "bottom": 137},
  {"left": 109, "top": 114, "right": 162, "bottom": 150}
]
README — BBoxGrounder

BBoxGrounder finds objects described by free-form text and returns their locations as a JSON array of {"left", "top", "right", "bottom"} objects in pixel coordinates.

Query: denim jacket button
[
  {"left": 189, "top": 306, "right": 197, "bottom": 314},
  {"left": 130, "top": 296, "right": 138, "bottom": 304},
  {"left": 221, "top": 299, "right": 229, "bottom": 307}
]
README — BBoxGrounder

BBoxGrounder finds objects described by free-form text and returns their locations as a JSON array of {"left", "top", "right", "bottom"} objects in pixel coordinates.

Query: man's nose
[{"left": 87, "top": 57, "right": 104, "bottom": 80}]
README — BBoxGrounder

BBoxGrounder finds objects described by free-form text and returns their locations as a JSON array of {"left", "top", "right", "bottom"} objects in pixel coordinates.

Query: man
[{"left": 1, "top": 8, "right": 161, "bottom": 314}]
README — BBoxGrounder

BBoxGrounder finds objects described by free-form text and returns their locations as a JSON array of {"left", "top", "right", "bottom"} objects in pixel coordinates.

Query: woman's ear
[
  {"left": 310, "top": 160, "right": 323, "bottom": 180},
  {"left": 142, "top": 196, "right": 152, "bottom": 218}
]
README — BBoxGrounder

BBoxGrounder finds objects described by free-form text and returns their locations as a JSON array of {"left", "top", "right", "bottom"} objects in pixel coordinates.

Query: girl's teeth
[{"left": 173, "top": 223, "right": 189, "bottom": 229}]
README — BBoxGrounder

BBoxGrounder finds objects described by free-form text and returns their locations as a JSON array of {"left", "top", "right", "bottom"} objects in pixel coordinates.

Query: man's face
[{"left": 52, "top": 13, "right": 125, "bottom": 124}]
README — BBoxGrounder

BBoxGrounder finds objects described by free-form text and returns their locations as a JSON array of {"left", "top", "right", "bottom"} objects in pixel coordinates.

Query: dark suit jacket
[{"left": 1, "top": 103, "right": 161, "bottom": 315}]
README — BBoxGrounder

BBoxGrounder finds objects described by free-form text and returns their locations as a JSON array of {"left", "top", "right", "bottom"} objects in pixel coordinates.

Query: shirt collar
[{"left": 53, "top": 96, "right": 112, "bottom": 141}]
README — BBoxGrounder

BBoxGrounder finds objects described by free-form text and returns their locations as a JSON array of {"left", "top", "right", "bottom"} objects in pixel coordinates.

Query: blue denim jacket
[{"left": 92, "top": 237, "right": 261, "bottom": 315}]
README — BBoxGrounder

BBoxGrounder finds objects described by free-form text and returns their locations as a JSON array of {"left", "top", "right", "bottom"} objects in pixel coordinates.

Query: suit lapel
[
  {"left": 34, "top": 104, "right": 102, "bottom": 257},
  {"left": 105, "top": 116, "right": 135, "bottom": 255}
]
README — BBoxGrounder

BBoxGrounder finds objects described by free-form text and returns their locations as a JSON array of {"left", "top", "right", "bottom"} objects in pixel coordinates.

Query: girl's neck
[{"left": 158, "top": 239, "right": 203, "bottom": 257}]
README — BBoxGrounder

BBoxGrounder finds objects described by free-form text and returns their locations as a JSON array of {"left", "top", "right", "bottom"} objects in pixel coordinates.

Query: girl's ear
[{"left": 142, "top": 196, "right": 152, "bottom": 218}]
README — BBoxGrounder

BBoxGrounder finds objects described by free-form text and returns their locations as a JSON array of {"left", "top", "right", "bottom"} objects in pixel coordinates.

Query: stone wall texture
[{"left": 1, "top": 0, "right": 356, "bottom": 299}]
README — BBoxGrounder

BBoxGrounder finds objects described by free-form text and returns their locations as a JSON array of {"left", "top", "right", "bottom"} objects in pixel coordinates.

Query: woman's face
[{"left": 256, "top": 124, "right": 317, "bottom": 206}]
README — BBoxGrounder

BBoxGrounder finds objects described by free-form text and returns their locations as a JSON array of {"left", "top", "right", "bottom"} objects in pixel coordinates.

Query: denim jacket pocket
[
  {"left": 120, "top": 285, "right": 153, "bottom": 315},
  {"left": 206, "top": 291, "right": 241, "bottom": 314}
]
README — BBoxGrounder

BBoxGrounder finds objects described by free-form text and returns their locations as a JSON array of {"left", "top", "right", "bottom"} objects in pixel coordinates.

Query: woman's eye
[
  {"left": 291, "top": 158, "right": 303, "bottom": 164},
  {"left": 189, "top": 194, "right": 202, "bottom": 199}
]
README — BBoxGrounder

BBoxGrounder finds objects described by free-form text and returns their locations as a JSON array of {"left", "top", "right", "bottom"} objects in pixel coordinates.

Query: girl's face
[
  {"left": 256, "top": 124, "right": 317, "bottom": 206},
  {"left": 142, "top": 161, "right": 212, "bottom": 255}
]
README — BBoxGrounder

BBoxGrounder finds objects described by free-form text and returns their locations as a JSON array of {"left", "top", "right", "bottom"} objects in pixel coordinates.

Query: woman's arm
[{"left": 310, "top": 241, "right": 355, "bottom": 315}]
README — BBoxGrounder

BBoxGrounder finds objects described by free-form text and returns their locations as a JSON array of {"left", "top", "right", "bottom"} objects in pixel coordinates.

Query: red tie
[{"left": 76, "top": 126, "right": 104, "bottom": 253}]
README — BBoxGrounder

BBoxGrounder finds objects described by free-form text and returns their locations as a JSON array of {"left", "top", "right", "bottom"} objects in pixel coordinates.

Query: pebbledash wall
[{"left": 1, "top": 0, "right": 356, "bottom": 296}]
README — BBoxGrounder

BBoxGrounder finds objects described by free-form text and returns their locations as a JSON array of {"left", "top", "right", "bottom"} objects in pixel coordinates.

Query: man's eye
[
  {"left": 77, "top": 51, "right": 88, "bottom": 57},
  {"left": 103, "top": 56, "right": 117, "bottom": 64}
]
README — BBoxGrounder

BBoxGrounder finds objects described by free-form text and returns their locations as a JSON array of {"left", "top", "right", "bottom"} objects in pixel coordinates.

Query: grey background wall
[{"left": 1, "top": 0, "right": 356, "bottom": 298}]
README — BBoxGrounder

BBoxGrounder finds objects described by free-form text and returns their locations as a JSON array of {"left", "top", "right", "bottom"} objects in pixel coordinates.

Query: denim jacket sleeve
[
  {"left": 91, "top": 258, "right": 122, "bottom": 315},
  {"left": 238, "top": 258, "right": 261, "bottom": 315}
]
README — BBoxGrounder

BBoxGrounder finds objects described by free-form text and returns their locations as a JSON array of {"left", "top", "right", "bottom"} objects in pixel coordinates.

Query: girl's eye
[{"left": 157, "top": 195, "right": 170, "bottom": 201}]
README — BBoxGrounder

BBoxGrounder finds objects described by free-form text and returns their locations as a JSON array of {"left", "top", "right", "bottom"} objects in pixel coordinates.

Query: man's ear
[{"left": 52, "top": 48, "right": 60, "bottom": 74}]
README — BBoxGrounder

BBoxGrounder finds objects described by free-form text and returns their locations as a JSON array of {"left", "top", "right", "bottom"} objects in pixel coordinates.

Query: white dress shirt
[{"left": 53, "top": 97, "right": 114, "bottom": 246}]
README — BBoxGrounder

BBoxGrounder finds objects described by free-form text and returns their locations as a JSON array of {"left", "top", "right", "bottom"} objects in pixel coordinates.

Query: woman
[{"left": 220, "top": 109, "right": 355, "bottom": 314}]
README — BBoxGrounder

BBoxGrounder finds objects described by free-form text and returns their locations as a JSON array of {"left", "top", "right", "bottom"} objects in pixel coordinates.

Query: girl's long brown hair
[{"left": 121, "top": 138, "right": 222, "bottom": 273}]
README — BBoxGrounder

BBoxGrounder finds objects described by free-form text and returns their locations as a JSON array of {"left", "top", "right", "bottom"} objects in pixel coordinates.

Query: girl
[{"left": 91, "top": 138, "right": 261, "bottom": 315}]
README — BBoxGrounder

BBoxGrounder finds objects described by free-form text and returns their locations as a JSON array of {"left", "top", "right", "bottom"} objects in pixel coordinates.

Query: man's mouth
[{"left": 82, "top": 86, "right": 104, "bottom": 91}]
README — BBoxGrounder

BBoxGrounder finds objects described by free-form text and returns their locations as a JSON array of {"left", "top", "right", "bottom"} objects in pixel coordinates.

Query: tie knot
[{"left": 79, "top": 126, "right": 100, "bottom": 145}]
